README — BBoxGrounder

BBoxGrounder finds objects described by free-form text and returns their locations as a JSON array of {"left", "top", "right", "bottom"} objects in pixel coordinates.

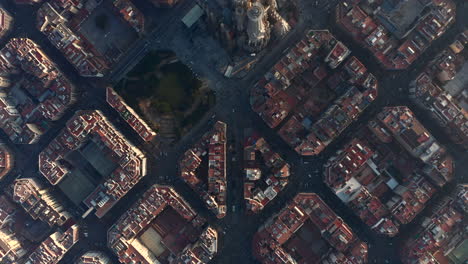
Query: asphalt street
[{"left": 0, "top": 0, "right": 467, "bottom": 263}]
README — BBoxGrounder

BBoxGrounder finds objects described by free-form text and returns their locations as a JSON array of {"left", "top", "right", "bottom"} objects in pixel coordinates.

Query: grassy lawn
[
  {"left": 115, "top": 50, "right": 215, "bottom": 140},
  {"left": 157, "top": 73, "right": 185, "bottom": 106}
]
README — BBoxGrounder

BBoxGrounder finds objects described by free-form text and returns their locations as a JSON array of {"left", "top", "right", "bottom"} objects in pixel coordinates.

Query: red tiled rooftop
[
  {"left": 252, "top": 30, "right": 378, "bottom": 156},
  {"left": 112, "top": 0, "right": 145, "bottom": 33},
  {"left": 0, "top": 38, "right": 76, "bottom": 144},
  {"left": 106, "top": 87, "right": 157, "bottom": 142},
  {"left": 377, "top": 106, "right": 454, "bottom": 186},
  {"left": 26, "top": 224, "right": 80, "bottom": 264},
  {"left": 336, "top": 0, "right": 456, "bottom": 70},
  {"left": 324, "top": 117, "right": 445, "bottom": 236},
  {"left": 108, "top": 185, "right": 218, "bottom": 264},
  {"left": 38, "top": 110, "right": 147, "bottom": 218},
  {"left": 243, "top": 135, "right": 290, "bottom": 213},
  {"left": 0, "top": 143, "right": 13, "bottom": 180},
  {"left": 36, "top": 0, "right": 111, "bottom": 77},
  {"left": 11, "top": 178, "right": 71, "bottom": 227},
  {"left": 411, "top": 43, "right": 468, "bottom": 148},
  {"left": 179, "top": 121, "right": 227, "bottom": 218},
  {"left": 253, "top": 193, "right": 367, "bottom": 264},
  {"left": 400, "top": 187, "right": 465, "bottom": 264}
]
